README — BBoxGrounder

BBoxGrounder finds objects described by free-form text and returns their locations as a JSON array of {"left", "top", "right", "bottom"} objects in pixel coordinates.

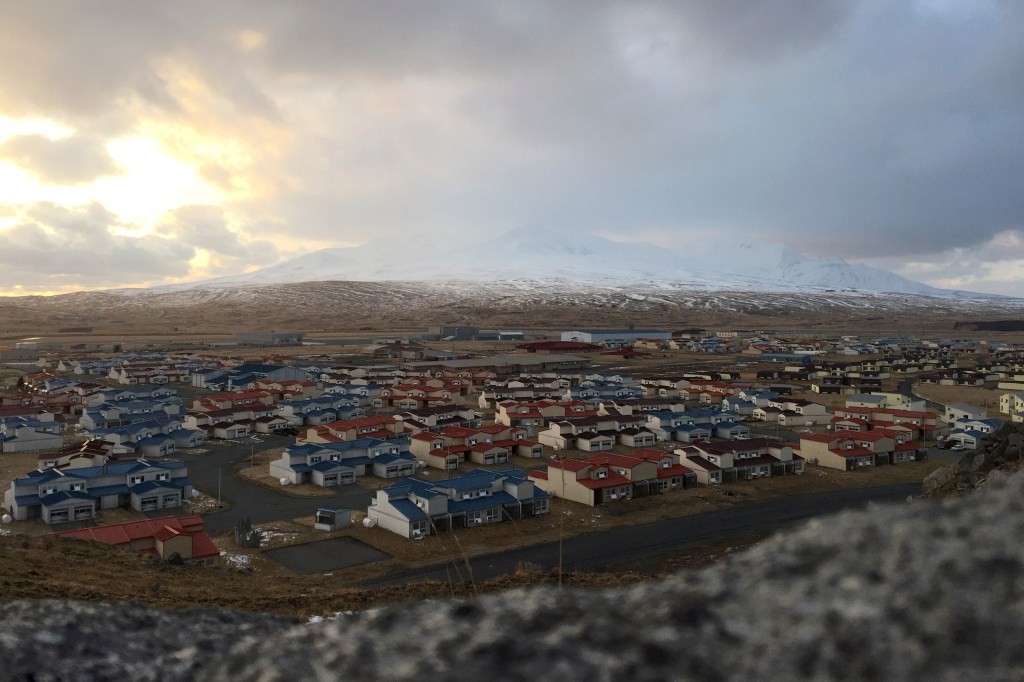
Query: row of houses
[
  {"left": 797, "top": 431, "right": 925, "bottom": 469},
  {"left": 0, "top": 413, "right": 65, "bottom": 453},
  {"left": 270, "top": 438, "right": 418, "bottom": 486},
  {"left": 4, "top": 458, "right": 192, "bottom": 524},
  {"left": 409, "top": 424, "right": 544, "bottom": 470},
  {"left": 529, "top": 448, "right": 695, "bottom": 506},
  {"left": 675, "top": 439, "right": 805, "bottom": 484},
  {"left": 58, "top": 515, "right": 220, "bottom": 565},
  {"left": 367, "top": 468, "right": 550, "bottom": 538}
]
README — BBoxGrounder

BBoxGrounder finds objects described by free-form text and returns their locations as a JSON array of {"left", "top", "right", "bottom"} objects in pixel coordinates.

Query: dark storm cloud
[{"left": 0, "top": 0, "right": 1021, "bottom": 282}]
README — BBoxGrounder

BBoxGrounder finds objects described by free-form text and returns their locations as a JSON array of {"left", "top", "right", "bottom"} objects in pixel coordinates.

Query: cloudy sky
[{"left": 0, "top": 0, "right": 1021, "bottom": 295}]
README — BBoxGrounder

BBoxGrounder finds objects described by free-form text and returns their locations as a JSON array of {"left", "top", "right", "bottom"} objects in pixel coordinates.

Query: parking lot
[{"left": 264, "top": 537, "right": 390, "bottom": 575}]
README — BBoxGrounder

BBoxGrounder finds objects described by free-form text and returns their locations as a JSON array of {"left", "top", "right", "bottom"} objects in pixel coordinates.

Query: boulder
[{"left": 3, "top": 472, "right": 1024, "bottom": 680}]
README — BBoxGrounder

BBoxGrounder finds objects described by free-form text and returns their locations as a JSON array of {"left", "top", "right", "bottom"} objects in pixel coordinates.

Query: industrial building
[{"left": 560, "top": 329, "right": 672, "bottom": 345}]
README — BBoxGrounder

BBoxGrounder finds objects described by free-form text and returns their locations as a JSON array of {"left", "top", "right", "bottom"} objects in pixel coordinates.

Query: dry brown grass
[
  {"left": 912, "top": 382, "right": 1005, "bottom": 413},
  {"left": 314, "top": 458, "right": 942, "bottom": 584}
]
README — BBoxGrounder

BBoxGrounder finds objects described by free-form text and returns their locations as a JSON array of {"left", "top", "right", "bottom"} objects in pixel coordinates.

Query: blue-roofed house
[
  {"left": 190, "top": 368, "right": 228, "bottom": 389},
  {"left": 0, "top": 423, "right": 64, "bottom": 453},
  {"left": 954, "top": 418, "right": 1001, "bottom": 435},
  {"left": 135, "top": 434, "right": 177, "bottom": 458},
  {"left": 269, "top": 438, "right": 415, "bottom": 486},
  {"left": 713, "top": 421, "right": 751, "bottom": 440},
  {"left": 4, "top": 458, "right": 192, "bottom": 523},
  {"left": 682, "top": 407, "right": 742, "bottom": 425},
  {"left": 946, "top": 418, "right": 1002, "bottom": 450},
  {"left": 721, "top": 397, "right": 757, "bottom": 416},
  {"left": 168, "top": 428, "right": 206, "bottom": 448},
  {"left": 367, "top": 468, "right": 550, "bottom": 538}
]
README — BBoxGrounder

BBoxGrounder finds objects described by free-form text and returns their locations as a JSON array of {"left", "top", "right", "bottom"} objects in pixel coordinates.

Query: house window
[
  {"left": 131, "top": 475, "right": 144, "bottom": 484},
  {"left": 157, "top": 473, "right": 169, "bottom": 482}
]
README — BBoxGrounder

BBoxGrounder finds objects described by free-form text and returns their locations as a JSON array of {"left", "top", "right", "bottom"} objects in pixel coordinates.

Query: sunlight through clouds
[
  {"left": 0, "top": 2, "right": 1021, "bottom": 294},
  {"left": 96, "top": 137, "right": 223, "bottom": 224}
]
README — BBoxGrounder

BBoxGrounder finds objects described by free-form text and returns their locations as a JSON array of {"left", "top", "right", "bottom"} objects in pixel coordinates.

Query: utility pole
[{"left": 217, "top": 468, "right": 222, "bottom": 506}]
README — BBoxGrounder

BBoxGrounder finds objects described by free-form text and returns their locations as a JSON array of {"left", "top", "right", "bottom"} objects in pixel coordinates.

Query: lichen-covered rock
[
  {"left": 922, "top": 464, "right": 954, "bottom": 494},
  {"left": 926, "top": 423, "right": 1024, "bottom": 497}
]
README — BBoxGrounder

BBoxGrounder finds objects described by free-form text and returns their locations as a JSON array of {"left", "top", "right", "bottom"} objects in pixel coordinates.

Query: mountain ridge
[{"left": 105, "top": 232, "right": 979, "bottom": 298}]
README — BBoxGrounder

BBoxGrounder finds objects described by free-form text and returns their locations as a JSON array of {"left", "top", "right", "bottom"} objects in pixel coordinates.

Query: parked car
[{"left": 950, "top": 443, "right": 966, "bottom": 451}]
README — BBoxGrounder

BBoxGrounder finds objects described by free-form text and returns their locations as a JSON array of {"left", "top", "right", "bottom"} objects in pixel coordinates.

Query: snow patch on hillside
[{"left": 109, "top": 231, "right": 967, "bottom": 298}]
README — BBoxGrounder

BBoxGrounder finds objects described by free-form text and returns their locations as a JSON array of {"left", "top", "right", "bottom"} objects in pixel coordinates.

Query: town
[{"left": 0, "top": 325, "right": 1016, "bottom": 577}]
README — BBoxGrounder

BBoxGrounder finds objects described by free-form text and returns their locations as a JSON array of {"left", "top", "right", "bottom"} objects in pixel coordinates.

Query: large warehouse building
[{"left": 560, "top": 329, "right": 672, "bottom": 345}]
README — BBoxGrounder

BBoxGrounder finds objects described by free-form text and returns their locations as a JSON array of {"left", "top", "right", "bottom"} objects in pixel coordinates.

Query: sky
[{"left": 0, "top": 0, "right": 1022, "bottom": 296}]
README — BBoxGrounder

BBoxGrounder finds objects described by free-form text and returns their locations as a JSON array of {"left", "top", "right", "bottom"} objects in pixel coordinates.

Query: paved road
[
  {"left": 171, "top": 436, "right": 941, "bottom": 581},
  {"left": 748, "top": 424, "right": 801, "bottom": 442},
  {"left": 173, "top": 436, "right": 374, "bottom": 533},
  {"left": 359, "top": 481, "right": 922, "bottom": 587},
  {"left": 897, "top": 377, "right": 945, "bottom": 412}
]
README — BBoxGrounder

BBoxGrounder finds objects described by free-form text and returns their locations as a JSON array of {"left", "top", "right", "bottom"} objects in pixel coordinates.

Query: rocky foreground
[
  {"left": 3, "top": 466, "right": 1024, "bottom": 680},
  {"left": 923, "top": 421, "right": 1024, "bottom": 497}
]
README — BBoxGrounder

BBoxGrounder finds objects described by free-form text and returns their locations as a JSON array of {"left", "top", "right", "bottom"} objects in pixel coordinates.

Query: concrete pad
[{"left": 265, "top": 537, "right": 389, "bottom": 574}]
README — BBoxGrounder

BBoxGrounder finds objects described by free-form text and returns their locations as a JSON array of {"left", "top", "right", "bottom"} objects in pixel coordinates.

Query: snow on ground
[
  {"left": 220, "top": 552, "right": 253, "bottom": 569},
  {"left": 256, "top": 529, "right": 300, "bottom": 547},
  {"left": 307, "top": 607, "right": 384, "bottom": 624}
]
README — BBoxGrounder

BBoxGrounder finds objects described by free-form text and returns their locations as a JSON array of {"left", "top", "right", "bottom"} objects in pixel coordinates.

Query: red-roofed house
[
  {"left": 57, "top": 515, "right": 220, "bottom": 565},
  {"left": 529, "top": 458, "right": 633, "bottom": 506},
  {"left": 301, "top": 416, "right": 407, "bottom": 443},
  {"left": 529, "top": 449, "right": 695, "bottom": 505},
  {"left": 797, "top": 432, "right": 891, "bottom": 470}
]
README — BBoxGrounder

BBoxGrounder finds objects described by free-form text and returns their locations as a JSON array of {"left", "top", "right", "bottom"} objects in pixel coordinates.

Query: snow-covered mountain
[{"left": 126, "top": 231, "right": 956, "bottom": 297}]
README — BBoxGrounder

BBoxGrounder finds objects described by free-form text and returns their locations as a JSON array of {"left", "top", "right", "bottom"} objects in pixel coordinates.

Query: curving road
[
  {"left": 174, "top": 435, "right": 374, "bottom": 533},
  {"left": 173, "top": 436, "right": 929, "bottom": 585},
  {"left": 359, "top": 481, "right": 923, "bottom": 587}
]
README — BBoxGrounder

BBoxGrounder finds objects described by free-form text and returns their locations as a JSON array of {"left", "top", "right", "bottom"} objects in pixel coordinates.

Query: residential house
[
  {"left": 676, "top": 438, "right": 803, "bottom": 483},
  {"left": 58, "top": 515, "right": 220, "bottom": 565},
  {"left": 5, "top": 458, "right": 192, "bottom": 523},
  {"left": 797, "top": 432, "right": 896, "bottom": 470},
  {"left": 367, "top": 468, "right": 550, "bottom": 538},
  {"left": 999, "top": 391, "right": 1024, "bottom": 421},
  {"left": 528, "top": 458, "right": 634, "bottom": 506},
  {"left": 270, "top": 438, "right": 415, "bottom": 485},
  {"left": 944, "top": 403, "right": 987, "bottom": 425},
  {"left": 0, "top": 423, "right": 63, "bottom": 453}
]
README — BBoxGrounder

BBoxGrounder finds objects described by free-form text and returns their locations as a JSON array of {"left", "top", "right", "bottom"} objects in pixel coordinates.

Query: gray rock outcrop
[
  {"left": 3, "top": 472, "right": 1024, "bottom": 681},
  {"left": 925, "top": 422, "right": 1024, "bottom": 496}
]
